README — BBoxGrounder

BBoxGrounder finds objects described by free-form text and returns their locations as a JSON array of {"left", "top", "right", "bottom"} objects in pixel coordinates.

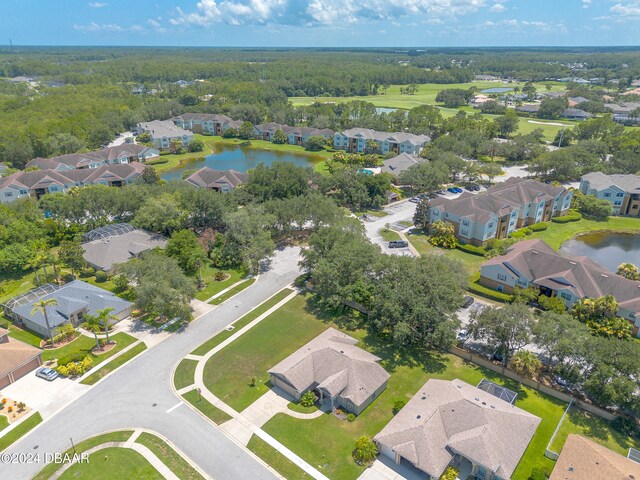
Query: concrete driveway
[{"left": 0, "top": 372, "right": 90, "bottom": 419}]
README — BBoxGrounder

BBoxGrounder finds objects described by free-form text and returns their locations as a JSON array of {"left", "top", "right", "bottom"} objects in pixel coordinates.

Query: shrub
[
  {"left": 112, "top": 274, "right": 129, "bottom": 292},
  {"left": 214, "top": 271, "right": 227, "bottom": 281},
  {"left": 528, "top": 467, "right": 547, "bottom": 480},
  {"left": 552, "top": 210, "right": 582, "bottom": 223},
  {"left": 53, "top": 324, "right": 76, "bottom": 343},
  {"left": 249, "top": 376, "right": 257, "bottom": 387},
  {"left": 468, "top": 273, "right": 514, "bottom": 303},
  {"left": 529, "top": 222, "right": 549, "bottom": 232},
  {"left": 300, "top": 390, "right": 316, "bottom": 408},
  {"left": 440, "top": 466, "right": 459, "bottom": 480},
  {"left": 56, "top": 365, "right": 69, "bottom": 377},
  {"left": 392, "top": 400, "right": 406, "bottom": 415},
  {"left": 456, "top": 243, "right": 486, "bottom": 256},
  {"left": 79, "top": 267, "right": 95, "bottom": 278},
  {"left": 538, "top": 294, "right": 567, "bottom": 314},
  {"left": 353, "top": 436, "right": 378, "bottom": 465},
  {"left": 429, "top": 221, "right": 458, "bottom": 249},
  {"left": 613, "top": 416, "right": 639, "bottom": 438},
  {"left": 16, "top": 402, "right": 25, "bottom": 412},
  {"left": 347, "top": 413, "right": 356, "bottom": 422},
  {"left": 57, "top": 351, "right": 86, "bottom": 367},
  {"left": 94, "top": 270, "right": 108, "bottom": 283},
  {"left": 7, "top": 406, "right": 12, "bottom": 413},
  {"left": 62, "top": 273, "right": 75, "bottom": 283},
  {"left": 510, "top": 230, "right": 527, "bottom": 239}
]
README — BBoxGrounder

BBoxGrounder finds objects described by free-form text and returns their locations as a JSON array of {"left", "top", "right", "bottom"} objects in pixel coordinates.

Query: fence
[
  {"left": 450, "top": 347, "right": 617, "bottom": 422},
  {"left": 544, "top": 399, "right": 573, "bottom": 460}
]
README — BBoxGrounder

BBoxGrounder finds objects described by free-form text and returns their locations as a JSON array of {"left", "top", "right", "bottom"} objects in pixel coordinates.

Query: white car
[{"left": 36, "top": 367, "right": 59, "bottom": 381}]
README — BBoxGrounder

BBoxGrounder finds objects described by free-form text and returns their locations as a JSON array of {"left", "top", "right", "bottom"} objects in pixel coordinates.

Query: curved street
[{"left": 2, "top": 247, "right": 302, "bottom": 480}]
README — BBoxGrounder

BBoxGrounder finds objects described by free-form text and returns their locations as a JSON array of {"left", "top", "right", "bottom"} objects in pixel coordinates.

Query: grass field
[
  {"left": 80, "top": 342, "right": 147, "bottom": 385},
  {"left": 209, "top": 278, "right": 256, "bottom": 305},
  {"left": 194, "top": 266, "right": 246, "bottom": 301},
  {"left": 43, "top": 332, "right": 137, "bottom": 365},
  {"left": 136, "top": 432, "right": 205, "bottom": 480},
  {"left": 174, "top": 359, "right": 198, "bottom": 390},
  {"left": 0, "top": 412, "right": 43, "bottom": 452},
  {"left": 203, "top": 291, "right": 633, "bottom": 480},
  {"left": 379, "top": 228, "right": 401, "bottom": 242},
  {"left": 182, "top": 389, "right": 232, "bottom": 425},
  {"left": 407, "top": 232, "right": 486, "bottom": 277},
  {"left": 247, "top": 435, "right": 313, "bottom": 480},
  {"left": 0, "top": 415, "right": 9, "bottom": 432},
  {"left": 191, "top": 288, "right": 294, "bottom": 356},
  {"left": 530, "top": 216, "right": 640, "bottom": 249},
  {"left": 58, "top": 447, "right": 163, "bottom": 480}
]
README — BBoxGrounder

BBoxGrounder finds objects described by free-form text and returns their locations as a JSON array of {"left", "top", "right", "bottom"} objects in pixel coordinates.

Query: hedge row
[
  {"left": 552, "top": 210, "right": 582, "bottom": 223},
  {"left": 528, "top": 222, "right": 550, "bottom": 232},
  {"left": 456, "top": 243, "right": 487, "bottom": 256},
  {"left": 468, "top": 273, "right": 514, "bottom": 303}
]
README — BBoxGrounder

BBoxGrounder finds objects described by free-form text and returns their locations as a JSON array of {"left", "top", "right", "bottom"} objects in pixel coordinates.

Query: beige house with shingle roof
[
  {"left": 550, "top": 434, "right": 640, "bottom": 480},
  {"left": 268, "top": 328, "right": 389, "bottom": 415},
  {"left": 0, "top": 327, "right": 43, "bottom": 388},
  {"left": 375, "top": 378, "right": 540, "bottom": 480},
  {"left": 185, "top": 167, "right": 248, "bottom": 192}
]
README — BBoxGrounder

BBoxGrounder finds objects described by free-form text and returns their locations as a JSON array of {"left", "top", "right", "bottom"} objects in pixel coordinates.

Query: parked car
[
  {"left": 428, "top": 192, "right": 438, "bottom": 199},
  {"left": 454, "top": 187, "right": 463, "bottom": 193},
  {"left": 461, "top": 295, "right": 475, "bottom": 308},
  {"left": 470, "top": 184, "right": 481, "bottom": 191},
  {"left": 36, "top": 367, "right": 59, "bottom": 381},
  {"left": 491, "top": 350, "right": 505, "bottom": 363},
  {"left": 554, "top": 376, "right": 569, "bottom": 388},
  {"left": 388, "top": 240, "right": 409, "bottom": 248},
  {"left": 447, "top": 187, "right": 457, "bottom": 193},
  {"left": 409, "top": 197, "right": 420, "bottom": 203},
  {"left": 457, "top": 329, "right": 468, "bottom": 343}
]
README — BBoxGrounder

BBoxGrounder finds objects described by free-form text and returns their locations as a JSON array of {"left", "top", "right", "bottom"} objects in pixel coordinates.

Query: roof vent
[
  {"left": 421, "top": 396, "right": 426, "bottom": 400},
  {"left": 601, "top": 274, "right": 608, "bottom": 278},
  {"left": 474, "top": 397, "right": 479, "bottom": 401},
  {"left": 416, "top": 415, "right": 421, "bottom": 419},
  {"left": 532, "top": 250, "right": 538, "bottom": 254},
  {"left": 490, "top": 405, "right": 495, "bottom": 409},
  {"left": 482, "top": 402, "right": 486, "bottom": 405},
  {"left": 569, "top": 261, "right": 576, "bottom": 265},
  {"left": 340, "top": 350, "right": 344, "bottom": 354}
]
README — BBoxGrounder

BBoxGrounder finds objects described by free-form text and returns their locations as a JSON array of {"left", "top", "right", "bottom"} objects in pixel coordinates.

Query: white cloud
[
  {"left": 610, "top": 1, "right": 640, "bottom": 18},
  {"left": 581, "top": 0, "right": 591, "bottom": 9},
  {"left": 489, "top": 3, "right": 505, "bottom": 12},
  {"left": 171, "top": 0, "right": 488, "bottom": 27},
  {"left": 73, "top": 22, "right": 145, "bottom": 32},
  {"left": 88, "top": 2, "right": 108, "bottom": 7}
]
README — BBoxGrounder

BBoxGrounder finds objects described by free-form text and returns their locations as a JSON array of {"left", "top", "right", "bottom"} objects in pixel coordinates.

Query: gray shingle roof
[
  {"left": 11, "top": 280, "right": 132, "bottom": 330},
  {"left": 381, "top": 153, "right": 425, "bottom": 176},
  {"left": 82, "top": 229, "right": 167, "bottom": 271},
  {"left": 185, "top": 167, "right": 248, "bottom": 190},
  {"left": 268, "top": 328, "right": 389, "bottom": 408},
  {"left": 138, "top": 120, "right": 192, "bottom": 139},
  {"left": 340, "top": 128, "right": 431, "bottom": 146},
  {"left": 581, "top": 171, "right": 640, "bottom": 194},
  {"left": 375, "top": 379, "right": 540, "bottom": 479},
  {"left": 26, "top": 144, "right": 155, "bottom": 170}
]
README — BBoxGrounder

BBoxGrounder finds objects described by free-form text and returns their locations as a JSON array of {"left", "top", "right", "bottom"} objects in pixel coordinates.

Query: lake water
[
  {"left": 161, "top": 144, "right": 322, "bottom": 181},
  {"left": 559, "top": 232, "right": 640, "bottom": 272},
  {"left": 376, "top": 107, "right": 398, "bottom": 114},
  {"left": 481, "top": 87, "right": 513, "bottom": 93}
]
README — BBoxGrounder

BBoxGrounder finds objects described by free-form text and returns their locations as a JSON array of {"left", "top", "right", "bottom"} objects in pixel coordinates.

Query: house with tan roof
[
  {"left": 580, "top": 172, "right": 640, "bottom": 216},
  {"left": 0, "top": 327, "right": 43, "bottom": 389},
  {"left": 334, "top": 128, "right": 430, "bottom": 155},
  {"left": 549, "top": 434, "right": 640, "bottom": 480},
  {"left": 375, "top": 378, "right": 540, "bottom": 480},
  {"left": 137, "top": 120, "right": 194, "bottom": 150},
  {"left": 185, "top": 167, "right": 248, "bottom": 192},
  {"left": 25, "top": 144, "right": 159, "bottom": 172},
  {"left": 429, "top": 177, "right": 572, "bottom": 246},
  {"left": 268, "top": 328, "right": 389, "bottom": 415},
  {"left": 172, "top": 113, "right": 241, "bottom": 136},
  {"left": 480, "top": 239, "right": 640, "bottom": 336},
  {"left": 0, "top": 163, "right": 146, "bottom": 203}
]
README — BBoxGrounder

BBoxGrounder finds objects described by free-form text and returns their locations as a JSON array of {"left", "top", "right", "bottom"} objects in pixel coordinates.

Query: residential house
[
  {"left": 287, "top": 126, "right": 334, "bottom": 146},
  {"left": 549, "top": 434, "right": 640, "bottom": 480},
  {"left": 0, "top": 327, "right": 43, "bottom": 389},
  {"left": 560, "top": 108, "right": 593, "bottom": 120},
  {"left": 479, "top": 239, "right": 640, "bottom": 336},
  {"left": 2, "top": 281, "right": 133, "bottom": 338},
  {"left": 25, "top": 144, "right": 159, "bottom": 171},
  {"left": 137, "top": 120, "right": 194, "bottom": 150},
  {"left": 172, "top": 113, "right": 241, "bottom": 136},
  {"left": 268, "top": 328, "right": 390, "bottom": 415},
  {"left": 381, "top": 153, "right": 425, "bottom": 177},
  {"left": 580, "top": 172, "right": 640, "bottom": 216},
  {"left": 604, "top": 102, "right": 640, "bottom": 126},
  {"left": 0, "top": 163, "right": 146, "bottom": 203},
  {"left": 333, "top": 129, "right": 430, "bottom": 155},
  {"left": 185, "top": 167, "right": 248, "bottom": 192},
  {"left": 515, "top": 104, "right": 541, "bottom": 114},
  {"left": 81, "top": 223, "right": 167, "bottom": 272},
  {"left": 567, "top": 96, "right": 589, "bottom": 107},
  {"left": 254, "top": 122, "right": 293, "bottom": 141},
  {"left": 429, "top": 177, "right": 572, "bottom": 246},
  {"left": 375, "top": 378, "right": 540, "bottom": 480}
]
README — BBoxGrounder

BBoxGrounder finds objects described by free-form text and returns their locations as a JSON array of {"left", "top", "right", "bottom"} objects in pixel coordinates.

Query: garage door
[{"left": 0, "top": 374, "right": 11, "bottom": 389}]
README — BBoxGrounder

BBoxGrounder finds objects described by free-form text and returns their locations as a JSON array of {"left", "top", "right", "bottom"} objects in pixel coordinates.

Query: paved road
[
  {"left": 2, "top": 247, "right": 302, "bottom": 480},
  {"left": 362, "top": 201, "right": 417, "bottom": 255}
]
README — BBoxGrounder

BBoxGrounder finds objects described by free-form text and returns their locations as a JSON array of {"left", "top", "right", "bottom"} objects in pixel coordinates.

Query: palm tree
[
  {"left": 509, "top": 350, "right": 542, "bottom": 380},
  {"left": 95, "top": 307, "right": 117, "bottom": 345},
  {"left": 31, "top": 298, "right": 58, "bottom": 348},
  {"left": 82, "top": 314, "right": 102, "bottom": 351}
]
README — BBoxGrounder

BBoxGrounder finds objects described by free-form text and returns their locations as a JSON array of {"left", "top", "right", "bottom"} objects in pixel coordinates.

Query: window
[
  {"left": 497, "top": 274, "right": 507, "bottom": 281},
  {"left": 5, "top": 192, "right": 13, "bottom": 197},
  {"left": 560, "top": 292, "right": 572, "bottom": 301},
  {"left": 460, "top": 229, "right": 468, "bottom": 236},
  {"left": 617, "top": 192, "right": 624, "bottom": 197},
  {"left": 488, "top": 222, "right": 494, "bottom": 228},
  {"left": 604, "top": 192, "right": 611, "bottom": 197},
  {"left": 462, "top": 219, "right": 469, "bottom": 226},
  {"left": 614, "top": 200, "right": 622, "bottom": 206},
  {"left": 19, "top": 190, "right": 27, "bottom": 194}
]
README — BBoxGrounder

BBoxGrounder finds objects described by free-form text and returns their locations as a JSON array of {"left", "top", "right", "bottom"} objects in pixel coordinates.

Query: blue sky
[{"left": 1, "top": 0, "right": 639, "bottom": 47}]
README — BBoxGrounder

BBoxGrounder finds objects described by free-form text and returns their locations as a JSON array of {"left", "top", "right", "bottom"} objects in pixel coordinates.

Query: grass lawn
[
  {"left": 32, "top": 430, "right": 134, "bottom": 480},
  {"left": 354, "top": 209, "right": 388, "bottom": 218},
  {"left": 0, "top": 314, "right": 44, "bottom": 347},
  {"left": 58, "top": 447, "right": 163, "bottom": 480},
  {"left": 287, "top": 402, "right": 318, "bottom": 414},
  {"left": 0, "top": 412, "right": 43, "bottom": 452},
  {"left": 191, "top": 288, "right": 294, "bottom": 356},
  {"left": 549, "top": 406, "right": 640, "bottom": 455},
  {"left": 182, "top": 389, "right": 232, "bottom": 424},
  {"left": 80, "top": 342, "right": 147, "bottom": 385},
  {"left": 136, "top": 432, "right": 205, "bottom": 480},
  {"left": 209, "top": 278, "right": 256, "bottom": 305},
  {"left": 247, "top": 435, "right": 313, "bottom": 480},
  {"left": 194, "top": 266, "right": 246, "bottom": 301},
  {"left": 0, "top": 415, "right": 8, "bottom": 432},
  {"left": 530, "top": 216, "right": 640, "bottom": 250},
  {"left": 174, "top": 359, "right": 198, "bottom": 390},
  {"left": 407, "top": 232, "right": 486, "bottom": 277},
  {"left": 42, "top": 332, "right": 137, "bottom": 365},
  {"left": 379, "top": 228, "right": 401, "bottom": 242}
]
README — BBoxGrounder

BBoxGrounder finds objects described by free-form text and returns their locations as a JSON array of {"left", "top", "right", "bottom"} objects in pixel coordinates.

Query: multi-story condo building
[
  {"left": 429, "top": 178, "right": 572, "bottom": 246},
  {"left": 25, "top": 144, "right": 159, "bottom": 171},
  {"left": 137, "top": 120, "right": 194, "bottom": 150},
  {"left": 333, "top": 128, "right": 430, "bottom": 155},
  {"left": 579, "top": 172, "right": 640, "bottom": 216},
  {"left": 0, "top": 163, "right": 146, "bottom": 203},
  {"left": 480, "top": 239, "right": 640, "bottom": 337},
  {"left": 172, "top": 113, "right": 242, "bottom": 135}
]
